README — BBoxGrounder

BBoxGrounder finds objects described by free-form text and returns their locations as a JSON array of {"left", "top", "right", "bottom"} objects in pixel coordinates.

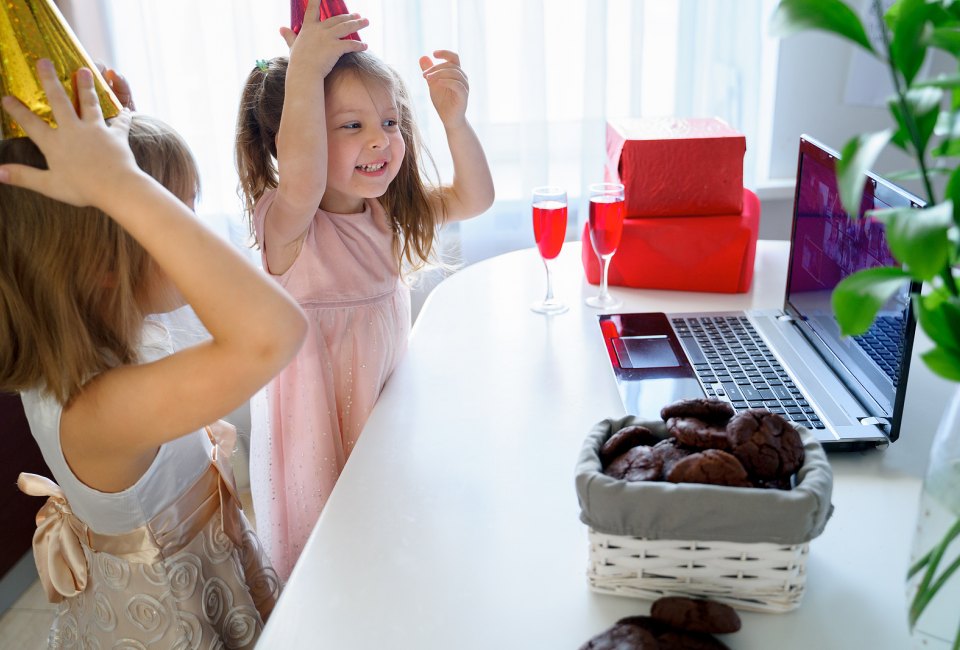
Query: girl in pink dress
[
  {"left": 235, "top": 2, "right": 495, "bottom": 580},
  {"left": 0, "top": 62, "right": 306, "bottom": 648}
]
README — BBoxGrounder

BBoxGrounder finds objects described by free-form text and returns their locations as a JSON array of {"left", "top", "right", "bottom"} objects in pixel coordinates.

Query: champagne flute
[
  {"left": 530, "top": 186, "right": 569, "bottom": 314},
  {"left": 585, "top": 182, "right": 625, "bottom": 309}
]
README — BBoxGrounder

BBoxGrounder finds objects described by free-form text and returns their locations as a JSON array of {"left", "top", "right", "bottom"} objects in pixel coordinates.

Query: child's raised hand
[
  {"left": 0, "top": 59, "right": 137, "bottom": 208},
  {"left": 280, "top": 1, "right": 368, "bottom": 79},
  {"left": 419, "top": 50, "right": 470, "bottom": 128}
]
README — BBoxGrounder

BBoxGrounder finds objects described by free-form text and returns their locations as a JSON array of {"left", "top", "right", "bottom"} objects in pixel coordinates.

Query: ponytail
[{"left": 235, "top": 57, "right": 287, "bottom": 244}]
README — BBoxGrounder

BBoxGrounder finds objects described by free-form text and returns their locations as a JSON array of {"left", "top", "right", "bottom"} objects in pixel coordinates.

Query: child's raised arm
[
  {"left": 0, "top": 61, "right": 306, "bottom": 480},
  {"left": 263, "top": 3, "right": 368, "bottom": 273},
  {"left": 418, "top": 50, "right": 495, "bottom": 223}
]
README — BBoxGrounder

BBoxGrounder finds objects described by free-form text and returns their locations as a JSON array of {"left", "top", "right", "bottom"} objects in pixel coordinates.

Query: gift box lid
[
  {"left": 575, "top": 416, "right": 834, "bottom": 545},
  {"left": 606, "top": 117, "right": 746, "bottom": 217},
  {"left": 610, "top": 117, "right": 744, "bottom": 142}
]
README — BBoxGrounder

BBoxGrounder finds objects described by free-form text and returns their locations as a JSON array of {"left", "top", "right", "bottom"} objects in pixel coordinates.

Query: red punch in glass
[
  {"left": 585, "top": 182, "right": 625, "bottom": 309},
  {"left": 291, "top": 0, "right": 362, "bottom": 38},
  {"left": 530, "top": 186, "right": 569, "bottom": 314}
]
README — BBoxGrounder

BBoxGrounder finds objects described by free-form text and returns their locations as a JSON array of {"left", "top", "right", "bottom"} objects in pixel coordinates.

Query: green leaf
[
  {"left": 837, "top": 131, "right": 893, "bottom": 215},
  {"left": 832, "top": 266, "right": 910, "bottom": 336},
  {"left": 945, "top": 167, "right": 960, "bottom": 227},
  {"left": 890, "top": 87, "right": 944, "bottom": 156},
  {"left": 770, "top": 0, "right": 876, "bottom": 53},
  {"left": 874, "top": 202, "right": 953, "bottom": 280},
  {"left": 917, "top": 288, "right": 960, "bottom": 354},
  {"left": 926, "top": 27, "right": 960, "bottom": 56},
  {"left": 916, "top": 73, "right": 960, "bottom": 89},
  {"left": 891, "top": 0, "right": 931, "bottom": 85},
  {"left": 920, "top": 345, "right": 960, "bottom": 381}
]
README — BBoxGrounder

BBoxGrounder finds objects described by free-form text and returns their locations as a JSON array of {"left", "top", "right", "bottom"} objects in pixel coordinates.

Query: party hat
[
  {"left": 0, "top": 0, "right": 122, "bottom": 139},
  {"left": 291, "top": 0, "right": 362, "bottom": 40}
]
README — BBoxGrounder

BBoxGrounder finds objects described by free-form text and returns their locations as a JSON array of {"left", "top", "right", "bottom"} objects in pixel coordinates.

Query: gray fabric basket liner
[{"left": 575, "top": 415, "right": 834, "bottom": 545}]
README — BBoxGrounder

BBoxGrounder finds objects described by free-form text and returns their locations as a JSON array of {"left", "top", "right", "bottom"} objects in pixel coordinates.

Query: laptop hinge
[{"left": 859, "top": 416, "right": 890, "bottom": 427}]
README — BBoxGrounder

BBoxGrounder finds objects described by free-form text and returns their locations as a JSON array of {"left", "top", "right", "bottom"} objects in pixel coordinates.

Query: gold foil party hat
[{"left": 0, "top": 0, "right": 122, "bottom": 138}]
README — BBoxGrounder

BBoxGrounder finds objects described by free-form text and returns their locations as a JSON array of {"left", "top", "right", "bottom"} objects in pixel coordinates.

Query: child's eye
[
  {"left": 383, "top": 119, "right": 398, "bottom": 129},
  {"left": 342, "top": 122, "right": 361, "bottom": 130}
]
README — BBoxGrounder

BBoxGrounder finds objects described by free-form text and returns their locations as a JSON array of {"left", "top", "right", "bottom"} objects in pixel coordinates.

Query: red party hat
[{"left": 291, "top": 0, "right": 361, "bottom": 39}]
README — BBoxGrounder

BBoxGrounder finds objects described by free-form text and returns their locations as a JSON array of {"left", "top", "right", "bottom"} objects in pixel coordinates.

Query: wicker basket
[
  {"left": 576, "top": 416, "right": 833, "bottom": 614},
  {"left": 587, "top": 530, "right": 808, "bottom": 613}
]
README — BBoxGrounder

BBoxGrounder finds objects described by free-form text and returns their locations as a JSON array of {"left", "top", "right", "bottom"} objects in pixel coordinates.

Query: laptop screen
[{"left": 783, "top": 136, "right": 923, "bottom": 430}]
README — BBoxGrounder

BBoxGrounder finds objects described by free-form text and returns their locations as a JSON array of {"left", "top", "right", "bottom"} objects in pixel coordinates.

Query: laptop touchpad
[{"left": 614, "top": 336, "right": 681, "bottom": 369}]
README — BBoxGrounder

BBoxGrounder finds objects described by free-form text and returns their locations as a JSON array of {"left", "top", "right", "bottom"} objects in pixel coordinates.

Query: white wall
[{"left": 760, "top": 27, "right": 950, "bottom": 240}]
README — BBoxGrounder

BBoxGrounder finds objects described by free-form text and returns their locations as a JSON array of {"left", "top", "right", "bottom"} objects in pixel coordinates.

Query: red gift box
[
  {"left": 607, "top": 117, "right": 746, "bottom": 217},
  {"left": 581, "top": 188, "right": 760, "bottom": 293}
]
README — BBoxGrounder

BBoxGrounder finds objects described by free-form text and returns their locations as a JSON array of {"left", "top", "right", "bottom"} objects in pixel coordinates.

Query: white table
[{"left": 257, "top": 241, "right": 955, "bottom": 649}]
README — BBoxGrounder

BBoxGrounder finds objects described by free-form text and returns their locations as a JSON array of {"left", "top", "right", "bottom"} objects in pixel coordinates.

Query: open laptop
[{"left": 599, "top": 135, "right": 923, "bottom": 450}]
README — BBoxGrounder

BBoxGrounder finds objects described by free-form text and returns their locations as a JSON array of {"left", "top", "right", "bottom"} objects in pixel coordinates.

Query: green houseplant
[{"left": 771, "top": 0, "right": 960, "bottom": 646}]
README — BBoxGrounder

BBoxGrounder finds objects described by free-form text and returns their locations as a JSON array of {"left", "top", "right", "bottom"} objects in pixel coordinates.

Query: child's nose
[{"left": 368, "top": 127, "right": 390, "bottom": 149}]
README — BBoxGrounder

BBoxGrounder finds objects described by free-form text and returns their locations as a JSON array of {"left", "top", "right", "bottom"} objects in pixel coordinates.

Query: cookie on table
[
  {"left": 578, "top": 622, "right": 658, "bottom": 650},
  {"left": 600, "top": 425, "right": 660, "bottom": 468},
  {"left": 665, "top": 449, "right": 752, "bottom": 487},
  {"left": 660, "top": 398, "right": 735, "bottom": 426},
  {"left": 650, "top": 597, "right": 741, "bottom": 634},
  {"left": 604, "top": 445, "right": 663, "bottom": 482},
  {"left": 616, "top": 616, "right": 732, "bottom": 650},
  {"left": 666, "top": 416, "right": 731, "bottom": 451},
  {"left": 726, "top": 409, "right": 804, "bottom": 480}
]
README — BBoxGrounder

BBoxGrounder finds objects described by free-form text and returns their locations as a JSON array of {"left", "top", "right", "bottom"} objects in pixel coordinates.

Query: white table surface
[{"left": 256, "top": 240, "right": 955, "bottom": 649}]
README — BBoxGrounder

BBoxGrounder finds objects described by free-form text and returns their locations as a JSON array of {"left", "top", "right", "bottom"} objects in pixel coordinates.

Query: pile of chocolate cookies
[
  {"left": 601, "top": 398, "right": 805, "bottom": 489},
  {"left": 579, "top": 596, "right": 741, "bottom": 650}
]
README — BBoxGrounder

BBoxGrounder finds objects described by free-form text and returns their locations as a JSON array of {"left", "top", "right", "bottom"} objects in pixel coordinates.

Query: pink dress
[{"left": 251, "top": 192, "right": 410, "bottom": 580}]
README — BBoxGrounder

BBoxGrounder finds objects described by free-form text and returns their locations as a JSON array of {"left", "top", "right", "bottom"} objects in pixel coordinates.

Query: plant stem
[
  {"left": 872, "top": 0, "right": 937, "bottom": 206},
  {"left": 909, "top": 516, "right": 960, "bottom": 627},
  {"left": 911, "top": 553, "right": 960, "bottom": 626}
]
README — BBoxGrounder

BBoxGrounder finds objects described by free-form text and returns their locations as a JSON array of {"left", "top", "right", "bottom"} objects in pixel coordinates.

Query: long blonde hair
[
  {"left": 0, "top": 114, "right": 200, "bottom": 404},
  {"left": 235, "top": 51, "right": 445, "bottom": 275}
]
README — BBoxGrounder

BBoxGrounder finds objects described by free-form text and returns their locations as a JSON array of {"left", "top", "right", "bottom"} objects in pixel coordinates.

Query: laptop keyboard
[
  {"left": 853, "top": 315, "right": 904, "bottom": 383},
  {"left": 671, "top": 316, "right": 826, "bottom": 430}
]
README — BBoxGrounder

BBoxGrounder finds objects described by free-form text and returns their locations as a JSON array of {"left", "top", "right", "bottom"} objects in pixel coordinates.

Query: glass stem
[
  {"left": 600, "top": 255, "right": 612, "bottom": 298},
  {"left": 543, "top": 258, "right": 555, "bottom": 303}
]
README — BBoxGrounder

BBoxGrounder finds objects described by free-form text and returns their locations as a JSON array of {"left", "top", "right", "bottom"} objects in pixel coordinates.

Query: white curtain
[{"left": 64, "top": 0, "right": 768, "bottom": 266}]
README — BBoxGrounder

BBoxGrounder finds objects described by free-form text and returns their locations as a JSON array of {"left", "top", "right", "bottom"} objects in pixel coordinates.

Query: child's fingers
[
  {"left": 104, "top": 70, "right": 135, "bottom": 110},
  {"left": 431, "top": 50, "right": 461, "bottom": 66},
  {"left": 328, "top": 15, "right": 368, "bottom": 38},
  {"left": 36, "top": 59, "right": 78, "bottom": 124},
  {"left": 423, "top": 69, "right": 469, "bottom": 92},
  {"left": 0, "top": 163, "right": 48, "bottom": 194},
  {"left": 280, "top": 25, "right": 297, "bottom": 48},
  {"left": 0, "top": 96, "right": 50, "bottom": 144},
  {"left": 75, "top": 68, "right": 103, "bottom": 122}
]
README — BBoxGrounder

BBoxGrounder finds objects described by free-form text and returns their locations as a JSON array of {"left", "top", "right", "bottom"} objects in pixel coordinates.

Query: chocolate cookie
[
  {"left": 650, "top": 597, "right": 741, "bottom": 634},
  {"left": 600, "top": 425, "right": 660, "bottom": 467},
  {"left": 604, "top": 445, "right": 663, "bottom": 482},
  {"left": 657, "top": 630, "right": 732, "bottom": 650},
  {"left": 578, "top": 623, "right": 658, "bottom": 650},
  {"left": 616, "top": 616, "right": 731, "bottom": 650},
  {"left": 726, "top": 409, "right": 805, "bottom": 480},
  {"left": 649, "top": 438, "right": 692, "bottom": 479},
  {"left": 665, "top": 449, "right": 752, "bottom": 487},
  {"left": 660, "top": 398, "right": 735, "bottom": 426},
  {"left": 666, "top": 416, "right": 731, "bottom": 451}
]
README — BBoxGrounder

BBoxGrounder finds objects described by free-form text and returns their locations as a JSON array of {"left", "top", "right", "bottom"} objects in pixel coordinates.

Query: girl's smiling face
[{"left": 321, "top": 72, "right": 405, "bottom": 214}]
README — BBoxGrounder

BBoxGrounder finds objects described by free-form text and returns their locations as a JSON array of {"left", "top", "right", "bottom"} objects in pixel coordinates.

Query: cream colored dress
[{"left": 19, "top": 321, "right": 279, "bottom": 649}]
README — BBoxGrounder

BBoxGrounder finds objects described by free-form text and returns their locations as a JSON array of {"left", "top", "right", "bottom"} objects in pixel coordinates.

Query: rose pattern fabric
[{"left": 45, "top": 512, "right": 278, "bottom": 650}]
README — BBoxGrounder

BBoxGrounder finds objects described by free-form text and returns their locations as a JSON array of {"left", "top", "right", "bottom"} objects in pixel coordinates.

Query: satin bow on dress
[{"left": 18, "top": 427, "right": 244, "bottom": 605}]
